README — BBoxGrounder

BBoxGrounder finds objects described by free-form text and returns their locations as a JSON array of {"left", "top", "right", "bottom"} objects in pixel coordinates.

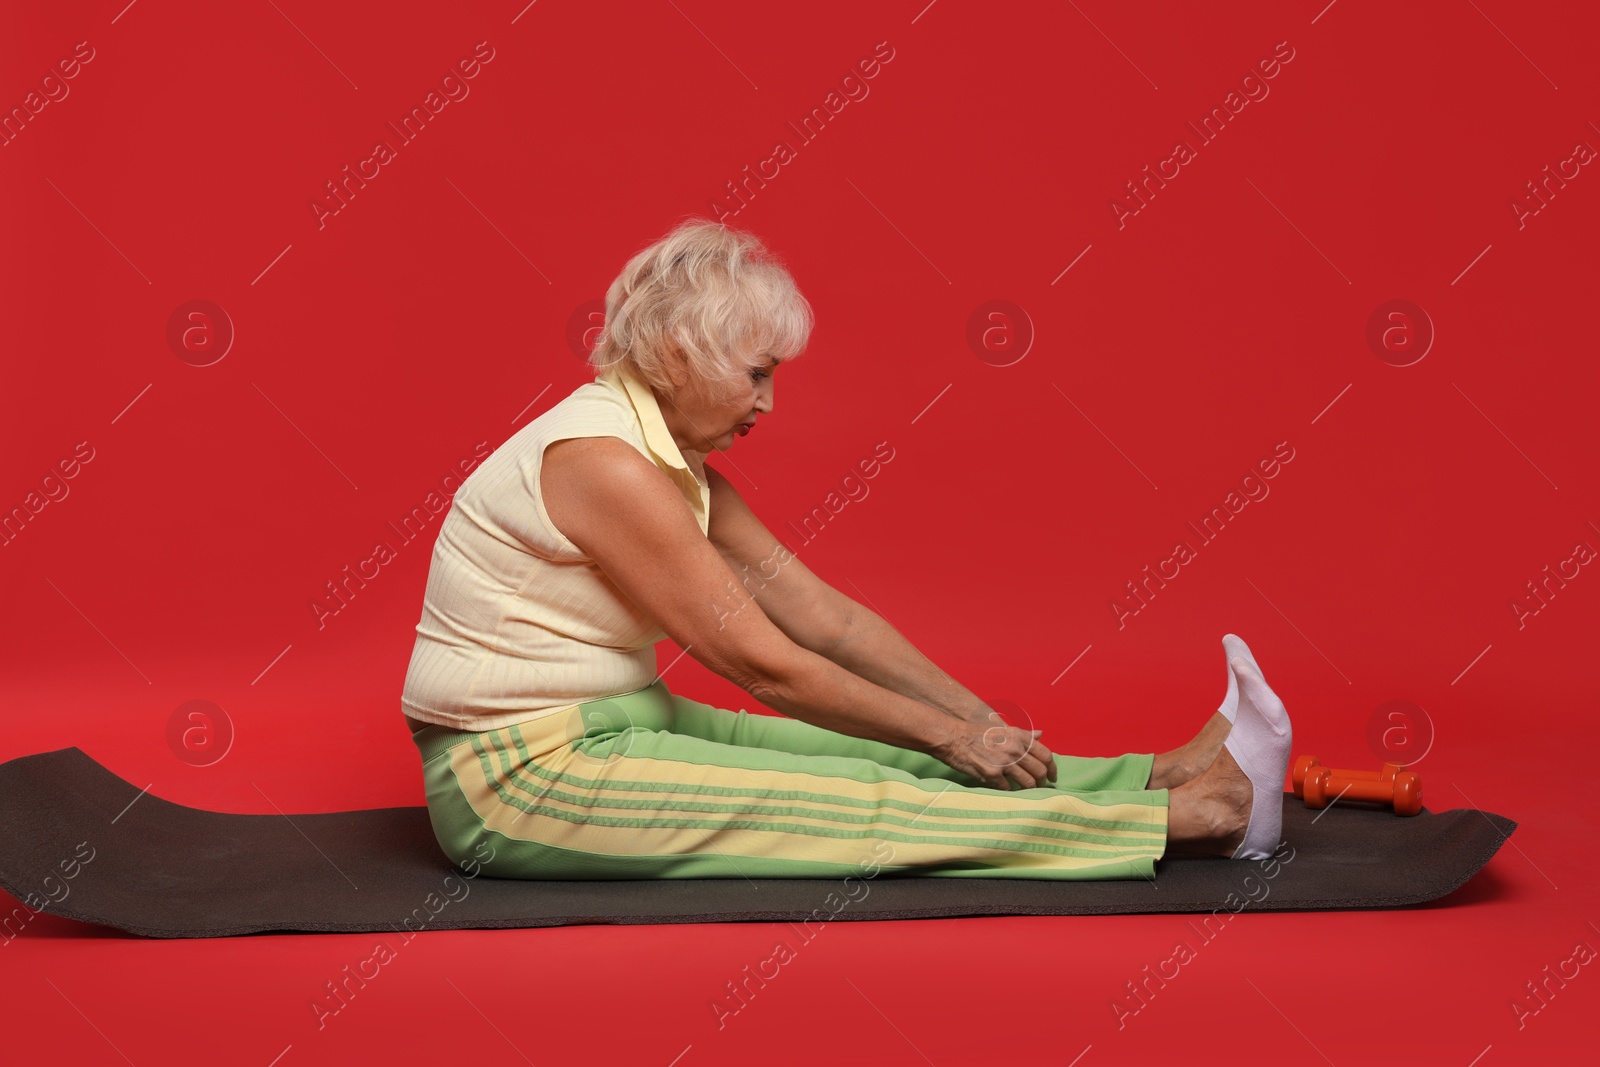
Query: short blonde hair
[{"left": 589, "top": 217, "right": 813, "bottom": 405}]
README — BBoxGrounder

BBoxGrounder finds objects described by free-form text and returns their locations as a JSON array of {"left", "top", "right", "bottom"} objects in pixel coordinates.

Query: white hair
[{"left": 589, "top": 217, "right": 813, "bottom": 405}]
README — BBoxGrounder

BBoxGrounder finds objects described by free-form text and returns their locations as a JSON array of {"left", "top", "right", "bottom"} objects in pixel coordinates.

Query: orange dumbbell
[
  {"left": 1302, "top": 764, "right": 1423, "bottom": 816},
  {"left": 1292, "top": 755, "right": 1405, "bottom": 798}
]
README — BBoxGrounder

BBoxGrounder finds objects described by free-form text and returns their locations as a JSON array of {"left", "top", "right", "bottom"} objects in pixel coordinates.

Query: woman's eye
[{"left": 751, "top": 369, "right": 768, "bottom": 382}]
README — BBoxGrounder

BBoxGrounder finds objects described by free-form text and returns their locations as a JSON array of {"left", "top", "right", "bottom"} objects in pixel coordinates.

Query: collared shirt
[
  {"left": 400, "top": 363, "right": 711, "bottom": 731},
  {"left": 599, "top": 361, "right": 710, "bottom": 535}
]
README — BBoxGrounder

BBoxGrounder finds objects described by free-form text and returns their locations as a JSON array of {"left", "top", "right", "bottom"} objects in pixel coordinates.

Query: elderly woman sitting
[{"left": 400, "top": 218, "right": 1291, "bottom": 881}]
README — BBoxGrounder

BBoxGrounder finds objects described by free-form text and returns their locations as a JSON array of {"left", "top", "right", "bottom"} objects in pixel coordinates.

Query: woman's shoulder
[
  {"left": 540, "top": 374, "right": 634, "bottom": 428},
  {"left": 439, "top": 378, "right": 630, "bottom": 506},
  {"left": 494, "top": 376, "right": 642, "bottom": 458}
]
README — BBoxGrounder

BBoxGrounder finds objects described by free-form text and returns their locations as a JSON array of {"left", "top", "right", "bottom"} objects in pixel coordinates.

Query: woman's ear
[{"left": 662, "top": 347, "right": 690, "bottom": 389}]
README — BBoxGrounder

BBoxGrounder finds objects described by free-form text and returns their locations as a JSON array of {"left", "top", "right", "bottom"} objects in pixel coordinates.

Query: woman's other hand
[{"left": 933, "top": 715, "right": 1057, "bottom": 790}]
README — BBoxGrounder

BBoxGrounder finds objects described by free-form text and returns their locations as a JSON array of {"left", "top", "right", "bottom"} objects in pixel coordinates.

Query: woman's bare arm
[
  {"left": 700, "top": 463, "right": 1027, "bottom": 741},
  {"left": 540, "top": 437, "right": 1056, "bottom": 788},
  {"left": 541, "top": 437, "right": 955, "bottom": 753},
  {"left": 821, "top": 608, "right": 1056, "bottom": 784},
  {"left": 826, "top": 608, "right": 989, "bottom": 720}
]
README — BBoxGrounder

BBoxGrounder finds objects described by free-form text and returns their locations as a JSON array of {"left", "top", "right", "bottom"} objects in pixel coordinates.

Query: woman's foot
[
  {"left": 1221, "top": 633, "right": 1269, "bottom": 711},
  {"left": 1165, "top": 738, "right": 1253, "bottom": 856},
  {"left": 1147, "top": 634, "right": 1270, "bottom": 789},
  {"left": 1166, "top": 656, "right": 1292, "bottom": 858},
  {"left": 1148, "top": 711, "right": 1231, "bottom": 789}
]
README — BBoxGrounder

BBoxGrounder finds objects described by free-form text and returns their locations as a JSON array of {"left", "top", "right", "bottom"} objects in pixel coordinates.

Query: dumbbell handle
[
  {"left": 1339, "top": 764, "right": 1401, "bottom": 782},
  {"left": 1319, "top": 776, "right": 1399, "bottom": 804},
  {"left": 1293, "top": 756, "right": 1404, "bottom": 797}
]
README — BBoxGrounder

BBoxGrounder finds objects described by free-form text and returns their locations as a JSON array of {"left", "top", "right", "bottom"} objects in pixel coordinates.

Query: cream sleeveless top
[{"left": 400, "top": 362, "right": 710, "bottom": 731}]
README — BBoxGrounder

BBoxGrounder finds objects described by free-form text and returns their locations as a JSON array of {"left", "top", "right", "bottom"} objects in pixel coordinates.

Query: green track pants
[{"left": 410, "top": 680, "right": 1169, "bottom": 881}]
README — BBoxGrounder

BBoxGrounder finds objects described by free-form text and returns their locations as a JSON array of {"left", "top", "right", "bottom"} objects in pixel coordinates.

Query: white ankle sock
[
  {"left": 1218, "top": 643, "right": 1240, "bottom": 721},
  {"left": 1217, "top": 634, "right": 1267, "bottom": 722},
  {"left": 1222, "top": 655, "right": 1292, "bottom": 861}
]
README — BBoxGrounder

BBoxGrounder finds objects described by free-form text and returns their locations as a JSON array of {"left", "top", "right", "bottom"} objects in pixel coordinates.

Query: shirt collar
[{"left": 600, "top": 361, "right": 699, "bottom": 476}]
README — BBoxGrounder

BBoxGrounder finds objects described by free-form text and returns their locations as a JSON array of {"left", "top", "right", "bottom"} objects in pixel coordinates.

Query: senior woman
[{"left": 400, "top": 218, "right": 1292, "bottom": 881}]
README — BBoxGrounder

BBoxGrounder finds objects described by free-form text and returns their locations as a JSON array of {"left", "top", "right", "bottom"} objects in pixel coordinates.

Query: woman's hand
[{"left": 931, "top": 715, "right": 1058, "bottom": 791}]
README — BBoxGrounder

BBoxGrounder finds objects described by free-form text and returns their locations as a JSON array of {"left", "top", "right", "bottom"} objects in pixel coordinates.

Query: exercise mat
[{"left": 0, "top": 746, "right": 1516, "bottom": 939}]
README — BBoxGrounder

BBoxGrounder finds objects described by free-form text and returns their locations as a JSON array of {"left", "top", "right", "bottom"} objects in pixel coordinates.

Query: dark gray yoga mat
[{"left": 0, "top": 746, "right": 1516, "bottom": 939}]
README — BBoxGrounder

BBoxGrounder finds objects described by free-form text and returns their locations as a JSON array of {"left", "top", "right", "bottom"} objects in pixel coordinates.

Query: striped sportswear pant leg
[{"left": 412, "top": 681, "right": 1168, "bottom": 881}]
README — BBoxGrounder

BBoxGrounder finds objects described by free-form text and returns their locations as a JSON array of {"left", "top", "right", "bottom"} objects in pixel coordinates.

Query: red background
[{"left": 3, "top": 0, "right": 1597, "bottom": 1062}]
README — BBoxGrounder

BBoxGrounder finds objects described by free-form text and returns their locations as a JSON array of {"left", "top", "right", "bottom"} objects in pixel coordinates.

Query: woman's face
[{"left": 655, "top": 353, "right": 779, "bottom": 455}]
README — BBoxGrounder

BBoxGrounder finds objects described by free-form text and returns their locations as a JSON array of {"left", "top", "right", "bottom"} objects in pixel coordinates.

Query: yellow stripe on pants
[{"left": 411, "top": 681, "right": 1169, "bottom": 881}]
